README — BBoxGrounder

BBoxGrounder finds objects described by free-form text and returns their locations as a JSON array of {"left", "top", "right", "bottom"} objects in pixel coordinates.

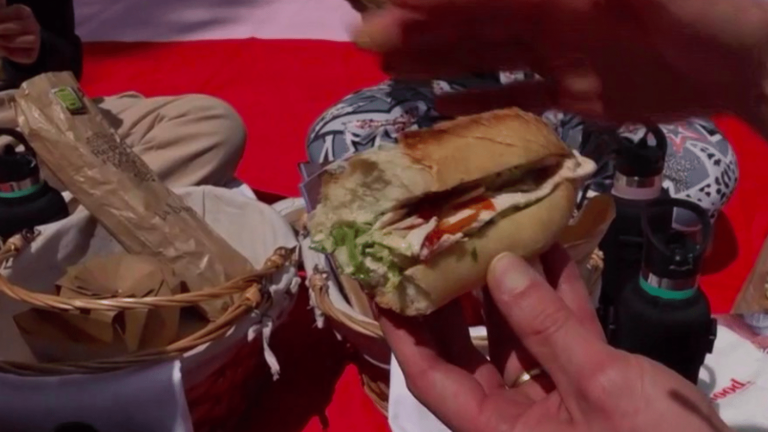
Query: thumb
[{"left": 486, "top": 252, "right": 612, "bottom": 394}]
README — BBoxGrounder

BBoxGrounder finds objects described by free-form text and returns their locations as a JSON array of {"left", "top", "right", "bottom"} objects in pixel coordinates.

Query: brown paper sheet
[
  {"left": 559, "top": 194, "right": 616, "bottom": 296},
  {"left": 559, "top": 194, "right": 616, "bottom": 262},
  {"left": 732, "top": 235, "right": 768, "bottom": 314},
  {"left": 14, "top": 254, "right": 182, "bottom": 362},
  {"left": 14, "top": 72, "right": 255, "bottom": 320}
]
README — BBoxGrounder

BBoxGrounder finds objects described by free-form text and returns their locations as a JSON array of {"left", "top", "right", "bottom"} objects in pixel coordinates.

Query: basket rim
[
  {"left": 0, "top": 232, "right": 297, "bottom": 376},
  {"left": 308, "top": 249, "right": 604, "bottom": 344},
  {"left": 0, "top": 232, "right": 294, "bottom": 311},
  {"left": 308, "top": 268, "right": 491, "bottom": 347}
]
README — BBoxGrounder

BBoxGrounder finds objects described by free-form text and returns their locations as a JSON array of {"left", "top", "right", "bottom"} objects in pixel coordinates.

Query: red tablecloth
[{"left": 80, "top": 38, "right": 768, "bottom": 432}]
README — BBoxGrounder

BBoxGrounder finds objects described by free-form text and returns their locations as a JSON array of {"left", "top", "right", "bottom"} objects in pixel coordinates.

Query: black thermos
[
  {"left": 605, "top": 199, "right": 717, "bottom": 384},
  {"left": 598, "top": 125, "right": 670, "bottom": 312},
  {"left": 54, "top": 423, "right": 100, "bottom": 432},
  {"left": 0, "top": 128, "right": 69, "bottom": 240}
]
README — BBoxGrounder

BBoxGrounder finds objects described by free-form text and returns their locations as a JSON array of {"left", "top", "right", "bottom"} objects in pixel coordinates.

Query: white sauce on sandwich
[
  {"left": 414, "top": 153, "right": 597, "bottom": 257},
  {"left": 419, "top": 233, "right": 463, "bottom": 260},
  {"left": 373, "top": 208, "right": 409, "bottom": 230},
  {"left": 317, "top": 152, "right": 597, "bottom": 270},
  {"left": 440, "top": 208, "right": 476, "bottom": 227},
  {"left": 405, "top": 217, "right": 438, "bottom": 253}
]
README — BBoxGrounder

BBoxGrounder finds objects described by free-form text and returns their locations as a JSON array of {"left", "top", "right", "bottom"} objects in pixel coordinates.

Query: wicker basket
[
  {"left": 0, "top": 187, "right": 300, "bottom": 432},
  {"left": 298, "top": 196, "right": 605, "bottom": 414}
]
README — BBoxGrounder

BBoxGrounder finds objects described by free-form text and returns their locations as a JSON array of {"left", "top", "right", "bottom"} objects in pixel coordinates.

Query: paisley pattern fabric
[{"left": 305, "top": 76, "right": 738, "bottom": 225}]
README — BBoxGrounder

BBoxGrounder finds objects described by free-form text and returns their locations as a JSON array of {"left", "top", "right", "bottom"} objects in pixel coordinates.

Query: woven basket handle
[
  {"left": 308, "top": 268, "right": 383, "bottom": 338},
  {"left": 0, "top": 234, "right": 296, "bottom": 313},
  {"left": 309, "top": 249, "right": 605, "bottom": 335}
]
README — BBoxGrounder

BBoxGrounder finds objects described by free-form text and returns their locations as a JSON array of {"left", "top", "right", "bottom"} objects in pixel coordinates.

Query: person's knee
[{"left": 177, "top": 94, "right": 247, "bottom": 164}]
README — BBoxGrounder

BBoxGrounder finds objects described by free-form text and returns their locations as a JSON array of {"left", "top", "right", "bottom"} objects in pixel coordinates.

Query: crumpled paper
[{"left": 14, "top": 254, "right": 181, "bottom": 362}]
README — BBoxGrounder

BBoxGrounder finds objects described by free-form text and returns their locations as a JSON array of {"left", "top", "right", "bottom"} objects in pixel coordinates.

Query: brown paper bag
[
  {"left": 58, "top": 254, "right": 181, "bottom": 350},
  {"left": 559, "top": 194, "right": 616, "bottom": 296},
  {"left": 560, "top": 194, "right": 615, "bottom": 260},
  {"left": 14, "top": 254, "right": 181, "bottom": 362},
  {"left": 14, "top": 72, "right": 255, "bottom": 320}
]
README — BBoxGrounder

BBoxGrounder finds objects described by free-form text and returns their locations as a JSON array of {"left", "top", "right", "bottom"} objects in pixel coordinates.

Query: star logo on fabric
[{"left": 662, "top": 125, "right": 702, "bottom": 155}]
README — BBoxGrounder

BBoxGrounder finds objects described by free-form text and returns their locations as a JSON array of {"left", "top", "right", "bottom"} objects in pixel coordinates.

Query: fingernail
[
  {"left": 489, "top": 252, "right": 532, "bottom": 294},
  {"left": 528, "top": 257, "right": 545, "bottom": 278}
]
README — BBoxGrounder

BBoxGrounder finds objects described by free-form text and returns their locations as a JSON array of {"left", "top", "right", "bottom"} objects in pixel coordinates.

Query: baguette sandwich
[{"left": 308, "top": 108, "right": 596, "bottom": 315}]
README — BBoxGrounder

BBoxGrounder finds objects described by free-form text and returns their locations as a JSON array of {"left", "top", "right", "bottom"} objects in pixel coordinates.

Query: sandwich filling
[{"left": 311, "top": 151, "right": 596, "bottom": 293}]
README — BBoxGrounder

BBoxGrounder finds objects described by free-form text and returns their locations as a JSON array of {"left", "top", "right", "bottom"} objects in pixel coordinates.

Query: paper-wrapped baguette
[{"left": 308, "top": 108, "right": 596, "bottom": 315}]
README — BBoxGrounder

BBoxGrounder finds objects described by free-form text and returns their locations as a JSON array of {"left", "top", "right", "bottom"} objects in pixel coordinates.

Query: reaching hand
[
  {"left": 379, "top": 246, "right": 730, "bottom": 432},
  {"left": 0, "top": 1, "right": 40, "bottom": 64},
  {"left": 355, "top": 0, "right": 768, "bottom": 128}
]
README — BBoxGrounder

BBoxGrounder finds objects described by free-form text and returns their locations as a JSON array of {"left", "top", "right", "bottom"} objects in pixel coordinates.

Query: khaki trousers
[{"left": 0, "top": 91, "right": 246, "bottom": 189}]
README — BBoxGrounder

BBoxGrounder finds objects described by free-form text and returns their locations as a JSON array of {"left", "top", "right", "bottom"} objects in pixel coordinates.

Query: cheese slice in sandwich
[{"left": 308, "top": 108, "right": 597, "bottom": 316}]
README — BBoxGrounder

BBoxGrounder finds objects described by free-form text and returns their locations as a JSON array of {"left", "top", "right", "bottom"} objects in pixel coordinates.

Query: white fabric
[
  {"left": 701, "top": 325, "right": 768, "bottom": 429},
  {"left": 226, "top": 178, "right": 257, "bottom": 200},
  {"left": 74, "top": 0, "right": 360, "bottom": 43},
  {"left": 0, "top": 186, "right": 299, "bottom": 431},
  {"left": 389, "top": 318, "right": 768, "bottom": 432},
  {"left": 274, "top": 197, "right": 330, "bottom": 329},
  {"left": 0, "top": 361, "right": 192, "bottom": 432}
]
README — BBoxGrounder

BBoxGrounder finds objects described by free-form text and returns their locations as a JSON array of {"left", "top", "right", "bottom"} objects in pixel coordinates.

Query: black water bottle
[
  {"left": 54, "top": 422, "right": 100, "bottom": 432},
  {"left": 0, "top": 128, "right": 69, "bottom": 240},
  {"left": 605, "top": 199, "right": 717, "bottom": 384},
  {"left": 598, "top": 125, "right": 670, "bottom": 313}
]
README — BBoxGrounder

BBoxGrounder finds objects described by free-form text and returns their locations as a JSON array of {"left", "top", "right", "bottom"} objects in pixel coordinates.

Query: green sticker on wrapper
[{"left": 52, "top": 87, "right": 87, "bottom": 115}]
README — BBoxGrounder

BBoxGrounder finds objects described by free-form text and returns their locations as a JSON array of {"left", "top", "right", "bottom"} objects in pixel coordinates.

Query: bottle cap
[
  {"left": 641, "top": 198, "right": 711, "bottom": 284},
  {"left": 0, "top": 128, "right": 40, "bottom": 192},
  {"left": 54, "top": 422, "right": 100, "bottom": 432},
  {"left": 615, "top": 125, "right": 667, "bottom": 178},
  {"left": 0, "top": 145, "right": 39, "bottom": 183}
]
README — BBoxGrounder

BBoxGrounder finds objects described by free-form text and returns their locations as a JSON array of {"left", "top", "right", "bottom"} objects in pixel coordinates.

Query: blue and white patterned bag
[{"left": 306, "top": 75, "right": 738, "bottom": 225}]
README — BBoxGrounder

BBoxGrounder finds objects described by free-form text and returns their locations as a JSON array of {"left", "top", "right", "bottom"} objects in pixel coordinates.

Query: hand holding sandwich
[
  {"left": 0, "top": 0, "right": 41, "bottom": 64},
  {"left": 380, "top": 246, "right": 731, "bottom": 432},
  {"left": 354, "top": 0, "right": 768, "bottom": 137}
]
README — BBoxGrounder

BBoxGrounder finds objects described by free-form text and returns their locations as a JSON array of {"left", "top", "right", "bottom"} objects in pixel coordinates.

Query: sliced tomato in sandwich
[{"left": 420, "top": 196, "right": 497, "bottom": 258}]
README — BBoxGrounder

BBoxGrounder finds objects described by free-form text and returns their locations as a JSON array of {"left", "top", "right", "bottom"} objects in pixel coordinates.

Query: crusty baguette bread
[
  {"left": 375, "top": 182, "right": 577, "bottom": 315},
  {"left": 308, "top": 108, "right": 587, "bottom": 316},
  {"left": 308, "top": 108, "right": 570, "bottom": 235},
  {"left": 399, "top": 108, "right": 571, "bottom": 191}
]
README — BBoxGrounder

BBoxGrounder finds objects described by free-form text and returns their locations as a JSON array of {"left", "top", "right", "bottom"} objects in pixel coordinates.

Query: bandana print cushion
[
  {"left": 305, "top": 75, "right": 502, "bottom": 164},
  {"left": 305, "top": 74, "right": 738, "bottom": 224}
]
